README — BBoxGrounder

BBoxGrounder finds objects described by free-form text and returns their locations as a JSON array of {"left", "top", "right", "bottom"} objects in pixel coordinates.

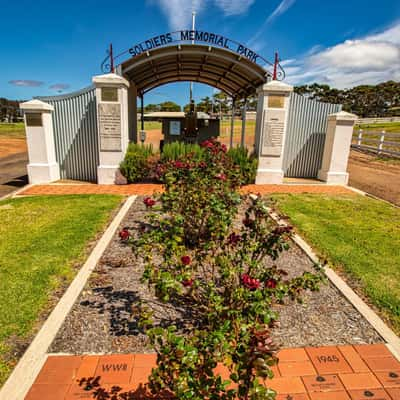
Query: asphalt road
[{"left": 0, "top": 152, "right": 28, "bottom": 198}]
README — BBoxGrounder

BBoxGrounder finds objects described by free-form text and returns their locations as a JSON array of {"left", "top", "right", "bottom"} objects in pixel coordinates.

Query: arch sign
[{"left": 127, "top": 30, "right": 267, "bottom": 65}]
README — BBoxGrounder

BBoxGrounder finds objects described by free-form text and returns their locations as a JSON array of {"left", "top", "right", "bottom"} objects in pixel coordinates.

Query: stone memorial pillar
[
  {"left": 318, "top": 111, "right": 357, "bottom": 185},
  {"left": 93, "top": 73, "right": 130, "bottom": 184},
  {"left": 20, "top": 99, "right": 60, "bottom": 184},
  {"left": 254, "top": 80, "right": 293, "bottom": 184}
]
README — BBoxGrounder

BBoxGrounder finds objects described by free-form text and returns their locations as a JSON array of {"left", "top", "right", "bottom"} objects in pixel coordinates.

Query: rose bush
[{"left": 132, "top": 139, "right": 324, "bottom": 400}]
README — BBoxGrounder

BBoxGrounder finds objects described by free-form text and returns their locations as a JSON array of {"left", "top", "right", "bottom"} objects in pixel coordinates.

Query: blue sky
[{"left": 1, "top": 0, "right": 399, "bottom": 106}]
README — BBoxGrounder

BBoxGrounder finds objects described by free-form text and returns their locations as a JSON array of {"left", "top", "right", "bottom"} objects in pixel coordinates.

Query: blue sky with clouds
[{"left": 1, "top": 0, "right": 399, "bottom": 106}]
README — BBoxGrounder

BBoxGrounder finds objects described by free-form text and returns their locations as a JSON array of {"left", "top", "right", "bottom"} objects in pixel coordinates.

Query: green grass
[
  {"left": 143, "top": 121, "right": 162, "bottom": 130},
  {"left": 272, "top": 194, "right": 400, "bottom": 334},
  {"left": 355, "top": 122, "right": 400, "bottom": 133},
  {"left": 0, "top": 194, "right": 122, "bottom": 386},
  {"left": 0, "top": 123, "right": 26, "bottom": 138}
]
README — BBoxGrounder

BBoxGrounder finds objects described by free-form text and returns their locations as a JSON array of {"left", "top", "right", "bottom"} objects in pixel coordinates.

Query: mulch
[{"left": 49, "top": 197, "right": 382, "bottom": 354}]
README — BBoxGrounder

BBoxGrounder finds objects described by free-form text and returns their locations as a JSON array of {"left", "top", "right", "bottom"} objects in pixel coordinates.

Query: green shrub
[
  {"left": 228, "top": 146, "right": 259, "bottom": 185},
  {"left": 119, "top": 143, "right": 154, "bottom": 183},
  {"left": 161, "top": 141, "right": 205, "bottom": 162}
]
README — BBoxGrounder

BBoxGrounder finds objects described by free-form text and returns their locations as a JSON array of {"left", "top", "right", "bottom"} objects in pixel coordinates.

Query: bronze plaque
[
  {"left": 101, "top": 87, "right": 118, "bottom": 102},
  {"left": 268, "top": 94, "right": 285, "bottom": 109},
  {"left": 25, "top": 113, "right": 42, "bottom": 127}
]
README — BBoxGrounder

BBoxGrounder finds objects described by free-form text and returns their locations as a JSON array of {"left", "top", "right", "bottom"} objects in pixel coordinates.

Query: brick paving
[
  {"left": 18, "top": 183, "right": 354, "bottom": 197},
  {"left": 25, "top": 344, "right": 400, "bottom": 399}
]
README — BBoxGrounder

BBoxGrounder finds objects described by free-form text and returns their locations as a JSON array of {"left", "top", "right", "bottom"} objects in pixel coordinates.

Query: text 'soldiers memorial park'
[{"left": 128, "top": 30, "right": 261, "bottom": 63}]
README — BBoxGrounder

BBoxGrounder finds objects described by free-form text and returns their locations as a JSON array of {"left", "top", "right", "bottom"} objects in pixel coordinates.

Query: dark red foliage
[
  {"left": 272, "top": 225, "right": 293, "bottom": 234},
  {"left": 182, "top": 278, "right": 194, "bottom": 287},
  {"left": 265, "top": 278, "right": 278, "bottom": 289},
  {"left": 227, "top": 233, "right": 241, "bottom": 246}
]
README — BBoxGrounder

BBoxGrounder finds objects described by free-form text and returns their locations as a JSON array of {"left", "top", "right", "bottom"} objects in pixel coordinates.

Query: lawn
[
  {"left": 0, "top": 194, "right": 122, "bottom": 386},
  {"left": 272, "top": 193, "right": 400, "bottom": 334},
  {"left": 0, "top": 123, "right": 25, "bottom": 138}
]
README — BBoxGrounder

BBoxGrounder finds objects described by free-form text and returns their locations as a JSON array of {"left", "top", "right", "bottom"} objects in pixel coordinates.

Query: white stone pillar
[
  {"left": 318, "top": 111, "right": 357, "bottom": 185},
  {"left": 254, "top": 80, "right": 293, "bottom": 184},
  {"left": 20, "top": 99, "right": 60, "bottom": 184},
  {"left": 93, "top": 73, "right": 130, "bottom": 184}
]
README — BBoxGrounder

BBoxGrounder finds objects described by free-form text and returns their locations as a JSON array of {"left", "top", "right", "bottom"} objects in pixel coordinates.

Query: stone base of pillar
[
  {"left": 255, "top": 168, "right": 284, "bottom": 184},
  {"left": 27, "top": 163, "right": 60, "bottom": 184},
  {"left": 318, "top": 170, "right": 349, "bottom": 185},
  {"left": 97, "top": 165, "right": 120, "bottom": 184}
]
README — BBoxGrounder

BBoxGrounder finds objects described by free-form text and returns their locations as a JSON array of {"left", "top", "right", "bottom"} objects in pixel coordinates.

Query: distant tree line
[
  {"left": 0, "top": 98, "right": 24, "bottom": 122},
  {"left": 294, "top": 81, "right": 400, "bottom": 117}
]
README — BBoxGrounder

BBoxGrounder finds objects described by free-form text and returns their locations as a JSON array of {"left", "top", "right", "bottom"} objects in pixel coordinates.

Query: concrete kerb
[
  {"left": 0, "top": 195, "right": 137, "bottom": 400},
  {"left": 264, "top": 203, "right": 400, "bottom": 361}
]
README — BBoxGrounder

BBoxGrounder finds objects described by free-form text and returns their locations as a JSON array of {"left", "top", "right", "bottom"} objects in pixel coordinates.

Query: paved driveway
[{"left": 0, "top": 152, "right": 28, "bottom": 198}]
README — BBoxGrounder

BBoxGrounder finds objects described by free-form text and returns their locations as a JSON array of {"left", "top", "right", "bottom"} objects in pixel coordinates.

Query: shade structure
[{"left": 120, "top": 44, "right": 270, "bottom": 98}]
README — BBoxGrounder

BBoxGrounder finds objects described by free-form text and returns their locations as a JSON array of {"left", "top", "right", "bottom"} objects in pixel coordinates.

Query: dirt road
[
  {"left": 348, "top": 150, "right": 400, "bottom": 206},
  {"left": 0, "top": 138, "right": 28, "bottom": 198}
]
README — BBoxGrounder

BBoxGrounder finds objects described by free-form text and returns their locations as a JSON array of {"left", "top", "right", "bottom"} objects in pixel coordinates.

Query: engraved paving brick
[
  {"left": 375, "top": 371, "right": 400, "bottom": 388},
  {"left": 348, "top": 389, "right": 393, "bottom": 400},
  {"left": 34, "top": 356, "right": 82, "bottom": 384},
  {"left": 302, "top": 374, "right": 344, "bottom": 392},
  {"left": 268, "top": 377, "right": 307, "bottom": 394},
  {"left": 94, "top": 354, "right": 134, "bottom": 383},
  {"left": 25, "top": 384, "right": 71, "bottom": 400},
  {"left": 306, "top": 347, "right": 352, "bottom": 374},
  {"left": 75, "top": 355, "right": 100, "bottom": 380},
  {"left": 277, "top": 349, "right": 310, "bottom": 363}
]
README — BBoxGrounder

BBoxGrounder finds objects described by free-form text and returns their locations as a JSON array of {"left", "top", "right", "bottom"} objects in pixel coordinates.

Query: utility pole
[{"left": 189, "top": 11, "right": 196, "bottom": 103}]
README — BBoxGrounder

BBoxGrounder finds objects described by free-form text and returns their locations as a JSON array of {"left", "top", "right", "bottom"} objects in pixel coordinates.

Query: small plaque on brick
[{"left": 25, "top": 113, "right": 42, "bottom": 127}]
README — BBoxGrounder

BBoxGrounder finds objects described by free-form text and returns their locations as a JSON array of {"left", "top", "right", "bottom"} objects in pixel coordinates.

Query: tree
[
  {"left": 144, "top": 103, "right": 160, "bottom": 113},
  {"left": 159, "top": 101, "right": 181, "bottom": 112}
]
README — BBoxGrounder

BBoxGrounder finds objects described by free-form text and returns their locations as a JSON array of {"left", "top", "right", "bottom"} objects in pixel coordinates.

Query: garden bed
[{"left": 49, "top": 196, "right": 382, "bottom": 355}]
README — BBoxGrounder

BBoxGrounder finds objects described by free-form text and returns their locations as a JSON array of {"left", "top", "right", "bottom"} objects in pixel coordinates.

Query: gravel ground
[{"left": 49, "top": 197, "right": 382, "bottom": 354}]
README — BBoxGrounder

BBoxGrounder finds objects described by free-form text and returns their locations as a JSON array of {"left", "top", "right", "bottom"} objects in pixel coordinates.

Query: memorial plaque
[
  {"left": 101, "top": 87, "right": 118, "bottom": 102},
  {"left": 170, "top": 120, "right": 181, "bottom": 135},
  {"left": 268, "top": 94, "right": 285, "bottom": 109},
  {"left": 302, "top": 374, "right": 344, "bottom": 392},
  {"left": 99, "top": 103, "right": 121, "bottom": 151},
  {"left": 25, "top": 113, "right": 42, "bottom": 127},
  {"left": 261, "top": 109, "right": 285, "bottom": 156}
]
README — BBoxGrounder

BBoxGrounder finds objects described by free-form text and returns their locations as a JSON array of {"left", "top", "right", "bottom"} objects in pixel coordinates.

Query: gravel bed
[{"left": 49, "top": 197, "right": 382, "bottom": 354}]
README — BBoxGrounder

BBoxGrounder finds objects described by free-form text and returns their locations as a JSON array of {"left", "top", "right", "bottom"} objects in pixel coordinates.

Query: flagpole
[{"left": 190, "top": 11, "right": 196, "bottom": 103}]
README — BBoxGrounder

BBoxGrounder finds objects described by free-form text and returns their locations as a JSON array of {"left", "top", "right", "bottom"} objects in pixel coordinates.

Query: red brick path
[
  {"left": 25, "top": 344, "right": 400, "bottom": 399},
  {"left": 19, "top": 184, "right": 354, "bottom": 197}
]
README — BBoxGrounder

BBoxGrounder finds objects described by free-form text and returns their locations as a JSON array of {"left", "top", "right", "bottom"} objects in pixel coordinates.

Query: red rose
[
  {"left": 182, "top": 278, "right": 194, "bottom": 287},
  {"left": 241, "top": 274, "right": 260, "bottom": 290},
  {"left": 221, "top": 144, "right": 227, "bottom": 153},
  {"left": 119, "top": 228, "right": 130, "bottom": 241},
  {"left": 174, "top": 160, "right": 185, "bottom": 169},
  {"left": 143, "top": 197, "right": 156, "bottom": 208},
  {"left": 181, "top": 255, "right": 191, "bottom": 265},
  {"left": 199, "top": 161, "right": 207, "bottom": 168},
  {"left": 265, "top": 278, "right": 277, "bottom": 289}
]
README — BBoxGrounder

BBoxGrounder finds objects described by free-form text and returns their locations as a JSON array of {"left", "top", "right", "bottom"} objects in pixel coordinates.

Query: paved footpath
[
  {"left": 25, "top": 344, "right": 400, "bottom": 399},
  {"left": 18, "top": 183, "right": 354, "bottom": 197}
]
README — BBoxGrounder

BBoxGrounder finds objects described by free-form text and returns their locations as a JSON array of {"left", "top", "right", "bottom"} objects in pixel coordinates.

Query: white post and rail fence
[{"left": 352, "top": 129, "right": 400, "bottom": 158}]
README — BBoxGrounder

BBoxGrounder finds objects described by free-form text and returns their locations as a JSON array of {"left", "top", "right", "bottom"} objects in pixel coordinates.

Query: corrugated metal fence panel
[
  {"left": 37, "top": 86, "right": 98, "bottom": 182},
  {"left": 282, "top": 93, "right": 342, "bottom": 178}
]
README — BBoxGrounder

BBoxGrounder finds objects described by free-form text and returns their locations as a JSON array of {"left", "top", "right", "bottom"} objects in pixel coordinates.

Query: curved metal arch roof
[{"left": 120, "top": 44, "right": 270, "bottom": 98}]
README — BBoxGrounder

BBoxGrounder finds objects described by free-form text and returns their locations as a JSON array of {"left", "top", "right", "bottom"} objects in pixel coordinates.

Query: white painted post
[
  {"left": 20, "top": 99, "right": 60, "bottom": 184},
  {"left": 378, "top": 130, "right": 385, "bottom": 154},
  {"left": 92, "top": 73, "right": 130, "bottom": 184},
  {"left": 318, "top": 111, "right": 357, "bottom": 185},
  {"left": 254, "top": 80, "right": 293, "bottom": 184},
  {"left": 357, "top": 129, "right": 363, "bottom": 147}
]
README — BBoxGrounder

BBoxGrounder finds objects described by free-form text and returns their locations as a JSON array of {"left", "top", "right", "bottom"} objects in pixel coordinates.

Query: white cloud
[
  {"left": 149, "top": 0, "right": 254, "bottom": 31},
  {"left": 214, "top": 0, "right": 255, "bottom": 16},
  {"left": 149, "top": 0, "right": 203, "bottom": 31},
  {"left": 248, "top": 0, "right": 296, "bottom": 46},
  {"left": 284, "top": 21, "right": 400, "bottom": 88}
]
